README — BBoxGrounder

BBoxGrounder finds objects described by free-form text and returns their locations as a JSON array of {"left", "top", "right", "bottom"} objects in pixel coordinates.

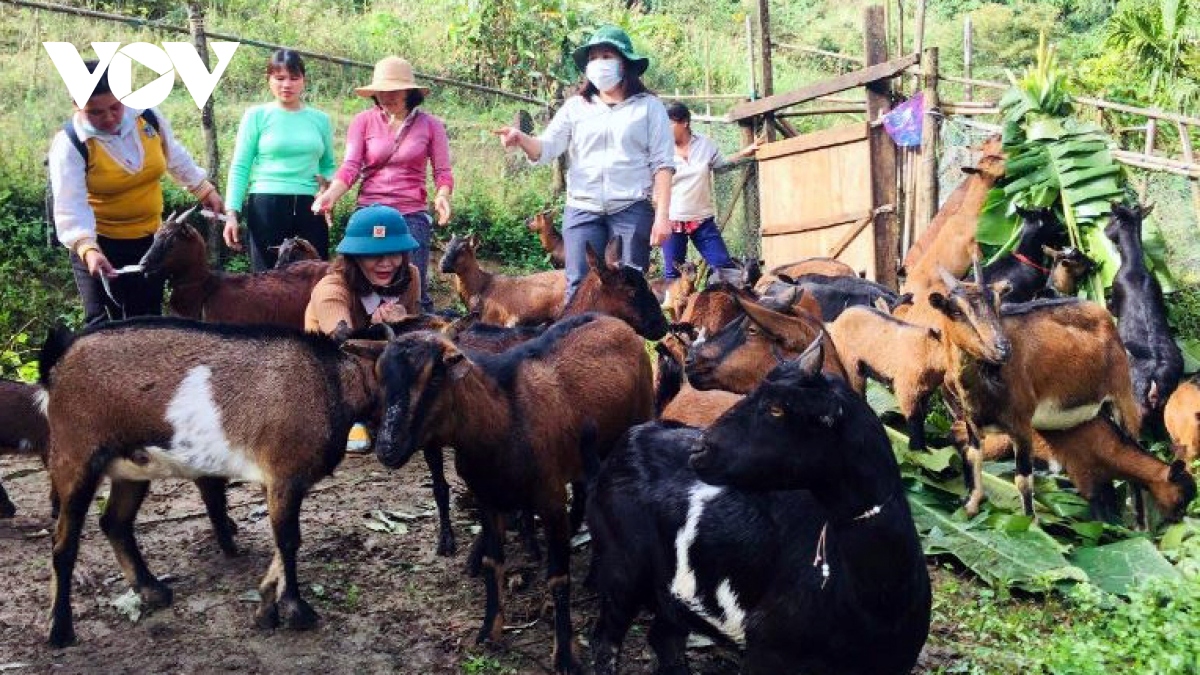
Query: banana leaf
[{"left": 1069, "top": 538, "right": 1181, "bottom": 596}]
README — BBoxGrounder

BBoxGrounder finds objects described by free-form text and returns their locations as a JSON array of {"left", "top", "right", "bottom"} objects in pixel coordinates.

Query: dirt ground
[{"left": 0, "top": 450, "right": 963, "bottom": 674}]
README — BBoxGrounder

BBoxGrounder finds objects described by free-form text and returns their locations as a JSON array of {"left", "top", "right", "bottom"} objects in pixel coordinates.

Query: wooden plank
[
  {"left": 762, "top": 209, "right": 875, "bottom": 236},
  {"left": 828, "top": 213, "right": 876, "bottom": 257},
  {"left": 756, "top": 124, "right": 868, "bottom": 160},
  {"left": 728, "top": 53, "right": 919, "bottom": 122},
  {"left": 762, "top": 222, "right": 876, "bottom": 277},
  {"left": 865, "top": 5, "right": 899, "bottom": 288}
]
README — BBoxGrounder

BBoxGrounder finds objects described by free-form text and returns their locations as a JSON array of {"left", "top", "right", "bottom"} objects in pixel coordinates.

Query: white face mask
[{"left": 586, "top": 59, "right": 623, "bottom": 93}]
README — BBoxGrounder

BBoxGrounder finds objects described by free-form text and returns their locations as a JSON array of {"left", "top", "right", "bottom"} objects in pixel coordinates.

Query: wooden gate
[{"left": 757, "top": 124, "right": 877, "bottom": 278}]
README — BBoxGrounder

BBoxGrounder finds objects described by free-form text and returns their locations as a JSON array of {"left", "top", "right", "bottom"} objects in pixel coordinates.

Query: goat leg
[
  {"left": 957, "top": 422, "right": 987, "bottom": 516},
  {"left": 904, "top": 394, "right": 930, "bottom": 452},
  {"left": 0, "top": 481, "right": 14, "bottom": 518},
  {"left": 1012, "top": 432, "right": 1037, "bottom": 517},
  {"left": 47, "top": 451, "right": 108, "bottom": 647},
  {"left": 260, "top": 480, "right": 318, "bottom": 631},
  {"left": 101, "top": 479, "right": 172, "bottom": 609},
  {"left": 647, "top": 616, "right": 691, "bottom": 675},
  {"left": 195, "top": 477, "right": 238, "bottom": 556},
  {"left": 476, "top": 508, "right": 508, "bottom": 646},
  {"left": 1131, "top": 484, "right": 1148, "bottom": 530},
  {"left": 424, "top": 446, "right": 456, "bottom": 556},
  {"left": 544, "top": 508, "right": 582, "bottom": 675}
]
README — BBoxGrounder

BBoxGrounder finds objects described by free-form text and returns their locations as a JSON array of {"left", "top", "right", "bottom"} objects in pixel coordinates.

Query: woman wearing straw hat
[
  {"left": 312, "top": 56, "right": 453, "bottom": 313},
  {"left": 494, "top": 25, "right": 674, "bottom": 301}
]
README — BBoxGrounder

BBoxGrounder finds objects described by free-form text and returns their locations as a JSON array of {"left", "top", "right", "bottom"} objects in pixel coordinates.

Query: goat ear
[
  {"left": 467, "top": 233, "right": 480, "bottom": 249},
  {"left": 794, "top": 333, "right": 824, "bottom": 377},
  {"left": 961, "top": 166, "right": 982, "bottom": 175},
  {"left": 928, "top": 292, "right": 952, "bottom": 315},
  {"left": 1041, "top": 244, "right": 1060, "bottom": 260},
  {"left": 341, "top": 339, "right": 388, "bottom": 362},
  {"left": 777, "top": 273, "right": 795, "bottom": 285},
  {"left": 604, "top": 237, "right": 623, "bottom": 269},
  {"left": 443, "top": 348, "right": 471, "bottom": 381}
]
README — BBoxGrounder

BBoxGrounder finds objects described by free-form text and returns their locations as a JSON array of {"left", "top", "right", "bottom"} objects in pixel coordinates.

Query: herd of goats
[{"left": 2, "top": 135, "right": 1199, "bottom": 674}]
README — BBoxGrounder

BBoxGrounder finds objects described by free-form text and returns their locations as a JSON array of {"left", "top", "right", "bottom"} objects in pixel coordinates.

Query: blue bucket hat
[
  {"left": 336, "top": 205, "right": 419, "bottom": 256},
  {"left": 572, "top": 25, "right": 649, "bottom": 77}
]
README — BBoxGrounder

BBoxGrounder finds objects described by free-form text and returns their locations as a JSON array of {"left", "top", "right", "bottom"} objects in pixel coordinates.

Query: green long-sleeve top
[{"left": 224, "top": 103, "right": 336, "bottom": 213}]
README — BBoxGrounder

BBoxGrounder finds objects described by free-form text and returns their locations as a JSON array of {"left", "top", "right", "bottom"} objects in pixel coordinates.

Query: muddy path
[{"left": 0, "top": 449, "right": 954, "bottom": 674}]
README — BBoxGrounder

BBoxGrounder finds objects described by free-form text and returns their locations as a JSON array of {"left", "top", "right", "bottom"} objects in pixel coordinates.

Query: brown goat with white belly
[
  {"left": 38, "top": 318, "right": 378, "bottom": 647},
  {"left": 371, "top": 313, "right": 654, "bottom": 675},
  {"left": 930, "top": 266, "right": 1142, "bottom": 517},
  {"left": 139, "top": 212, "right": 329, "bottom": 327},
  {"left": 440, "top": 233, "right": 567, "bottom": 326}
]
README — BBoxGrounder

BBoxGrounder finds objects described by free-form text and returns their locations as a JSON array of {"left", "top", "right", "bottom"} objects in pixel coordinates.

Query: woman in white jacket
[{"left": 495, "top": 25, "right": 674, "bottom": 300}]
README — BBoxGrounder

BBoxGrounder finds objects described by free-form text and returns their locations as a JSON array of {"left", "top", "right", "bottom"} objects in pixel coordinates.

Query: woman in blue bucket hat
[
  {"left": 495, "top": 25, "right": 674, "bottom": 301},
  {"left": 305, "top": 205, "right": 420, "bottom": 452}
]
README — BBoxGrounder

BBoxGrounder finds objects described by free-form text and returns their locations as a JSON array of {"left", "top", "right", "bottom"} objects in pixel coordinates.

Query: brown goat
[
  {"left": 980, "top": 419, "right": 1195, "bottom": 524},
  {"left": 38, "top": 318, "right": 379, "bottom": 647},
  {"left": 686, "top": 294, "right": 846, "bottom": 393},
  {"left": 372, "top": 313, "right": 654, "bottom": 675},
  {"left": 1165, "top": 377, "right": 1200, "bottom": 463},
  {"left": 140, "top": 213, "right": 329, "bottom": 328},
  {"left": 900, "top": 137, "right": 1005, "bottom": 310},
  {"left": 1041, "top": 245, "right": 1096, "bottom": 297},
  {"left": 930, "top": 267, "right": 1142, "bottom": 517},
  {"left": 439, "top": 233, "right": 567, "bottom": 326},
  {"left": 270, "top": 236, "right": 322, "bottom": 268},
  {"left": 527, "top": 211, "right": 566, "bottom": 269},
  {"left": 650, "top": 261, "right": 699, "bottom": 322},
  {"left": 0, "top": 378, "right": 50, "bottom": 518},
  {"left": 753, "top": 256, "right": 857, "bottom": 294},
  {"left": 828, "top": 306, "right": 945, "bottom": 450},
  {"left": 677, "top": 282, "right": 757, "bottom": 336},
  {"left": 653, "top": 335, "right": 742, "bottom": 427}
]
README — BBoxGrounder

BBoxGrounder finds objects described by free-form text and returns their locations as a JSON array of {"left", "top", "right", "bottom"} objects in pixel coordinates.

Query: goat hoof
[
  {"left": 138, "top": 580, "right": 173, "bottom": 609},
  {"left": 279, "top": 597, "right": 319, "bottom": 630},
  {"left": 255, "top": 601, "right": 280, "bottom": 629},
  {"left": 436, "top": 533, "right": 456, "bottom": 557},
  {"left": 0, "top": 500, "right": 15, "bottom": 519},
  {"left": 46, "top": 622, "right": 76, "bottom": 648}
]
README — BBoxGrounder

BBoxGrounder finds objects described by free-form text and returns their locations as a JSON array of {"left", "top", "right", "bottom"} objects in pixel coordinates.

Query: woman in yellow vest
[{"left": 49, "top": 60, "right": 225, "bottom": 325}]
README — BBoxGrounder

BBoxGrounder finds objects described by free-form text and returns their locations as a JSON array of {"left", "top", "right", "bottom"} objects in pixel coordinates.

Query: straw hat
[{"left": 354, "top": 56, "right": 430, "bottom": 97}]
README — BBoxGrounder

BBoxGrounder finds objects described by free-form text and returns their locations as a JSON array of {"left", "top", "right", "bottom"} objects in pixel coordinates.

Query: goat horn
[
  {"left": 937, "top": 266, "right": 960, "bottom": 290},
  {"left": 971, "top": 247, "right": 984, "bottom": 284},
  {"left": 795, "top": 331, "right": 825, "bottom": 377},
  {"left": 178, "top": 205, "right": 199, "bottom": 224}
]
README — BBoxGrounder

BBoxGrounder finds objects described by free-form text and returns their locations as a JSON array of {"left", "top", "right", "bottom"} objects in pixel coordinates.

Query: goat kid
[
  {"left": 1165, "top": 377, "right": 1200, "bottom": 464},
  {"left": 589, "top": 338, "right": 931, "bottom": 675},
  {"left": 0, "top": 378, "right": 51, "bottom": 518},
  {"left": 527, "top": 211, "right": 566, "bottom": 269},
  {"left": 1106, "top": 203, "right": 1184, "bottom": 420},
  {"left": 975, "top": 207, "right": 1066, "bottom": 303},
  {"left": 38, "top": 318, "right": 378, "bottom": 647},
  {"left": 440, "top": 233, "right": 567, "bottom": 326},
  {"left": 371, "top": 313, "right": 654, "bottom": 675}
]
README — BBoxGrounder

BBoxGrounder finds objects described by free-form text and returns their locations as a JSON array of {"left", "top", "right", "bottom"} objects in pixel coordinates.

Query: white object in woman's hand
[{"left": 311, "top": 190, "right": 333, "bottom": 215}]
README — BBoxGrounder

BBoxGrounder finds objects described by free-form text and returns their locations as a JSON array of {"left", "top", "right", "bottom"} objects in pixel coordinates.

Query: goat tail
[{"left": 38, "top": 323, "right": 76, "bottom": 389}]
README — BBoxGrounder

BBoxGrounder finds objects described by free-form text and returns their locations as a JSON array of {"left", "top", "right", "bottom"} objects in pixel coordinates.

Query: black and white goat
[{"left": 588, "top": 337, "right": 931, "bottom": 675}]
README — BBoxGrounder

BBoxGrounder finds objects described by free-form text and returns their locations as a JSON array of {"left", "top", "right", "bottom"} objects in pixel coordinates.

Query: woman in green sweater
[{"left": 223, "top": 50, "right": 336, "bottom": 270}]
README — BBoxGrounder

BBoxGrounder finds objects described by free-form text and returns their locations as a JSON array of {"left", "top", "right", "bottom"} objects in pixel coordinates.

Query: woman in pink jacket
[{"left": 312, "top": 56, "right": 453, "bottom": 312}]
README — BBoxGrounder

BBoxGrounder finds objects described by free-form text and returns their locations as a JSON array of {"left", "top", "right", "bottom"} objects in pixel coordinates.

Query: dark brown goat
[
  {"left": 439, "top": 233, "right": 567, "bottom": 326},
  {"left": 372, "top": 313, "right": 654, "bottom": 675},
  {"left": 930, "top": 267, "right": 1142, "bottom": 517},
  {"left": 686, "top": 294, "right": 846, "bottom": 393},
  {"left": 38, "top": 318, "right": 379, "bottom": 647},
  {"left": 1165, "top": 377, "right": 1200, "bottom": 464},
  {"left": 0, "top": 378, "right": 50, "bottom": 518},
  {"left": 139, "top": 213, "right": 329, "bottom": 328},
  {"left": 981, "top": 419, "right": 1195, "bottom": 524},
  {"left": 270, "top": 237, "right": 322, "bottom": 268}
]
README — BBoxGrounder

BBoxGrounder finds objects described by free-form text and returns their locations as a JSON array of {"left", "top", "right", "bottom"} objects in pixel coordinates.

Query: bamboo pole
[
  {"left": 1140, "top": 119, "right": 1158, "bottom": 202},
  {"left": 3, "top": 0, "right": 548, "bottom": 107},
  {"left": 916, "top": 47, "right": 940, "bottom": 239},
  {"left": 865, "top": 5, "right": 899, "bottom": 286},
  {"left": 758, "top": 0, "right": 773, "bottom": 98},
  {"left": 1177, "top": 122, "right": 1200, "bottom": 231},
  {"left": 963, "top": 16, "right": 973, "bottom": 101},
  {"left": 745, "top": 15, "right": 757, "bottom": 100}
]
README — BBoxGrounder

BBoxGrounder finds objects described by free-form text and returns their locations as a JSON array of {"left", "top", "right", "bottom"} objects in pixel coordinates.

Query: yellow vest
[{"left": 85, "top": 119, "right": 166, "bottom": 239}]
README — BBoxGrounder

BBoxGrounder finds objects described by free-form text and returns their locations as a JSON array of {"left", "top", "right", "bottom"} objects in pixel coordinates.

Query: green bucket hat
[
  {"left": 336, "top": 205, "right": 420, "bottom": 256},
  {"left": 571, "top": 25, "right": 649, "bottom": 77}
]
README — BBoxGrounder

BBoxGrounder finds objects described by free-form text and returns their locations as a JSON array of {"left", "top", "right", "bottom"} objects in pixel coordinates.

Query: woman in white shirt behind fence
[
  {"left": 495, "top": 25, "right": 674, "bottom": 300},
  {"left": 662, "top": 101, "right": 760, "bottom": 283}
]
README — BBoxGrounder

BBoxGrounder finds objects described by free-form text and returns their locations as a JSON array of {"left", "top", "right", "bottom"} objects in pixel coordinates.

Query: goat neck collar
[
  {"left": 812, "top": 492, "right": 899, "bottom": 590},
  {"left": 1012, "top": 251, "right": 1050, "bottom": 274}
]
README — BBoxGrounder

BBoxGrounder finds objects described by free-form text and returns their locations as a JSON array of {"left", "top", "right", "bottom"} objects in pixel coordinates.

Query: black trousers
[
  {"left": 70, "top": 235, "right": 165, "bottom": 326},
  {"left": 244, "top": 193, "right": 328, "bottom": 271}
]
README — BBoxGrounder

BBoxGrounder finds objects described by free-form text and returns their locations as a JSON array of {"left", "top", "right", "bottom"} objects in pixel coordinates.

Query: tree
[{"left": 1106, "top": 0, "right": 1200, "bottom": 110}]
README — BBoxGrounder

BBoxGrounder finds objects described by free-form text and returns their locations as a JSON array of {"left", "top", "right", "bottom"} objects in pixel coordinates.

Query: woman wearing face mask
[
  {"left": 494, "top": 25, "right": 674, "bottom": 301},
  {"left": 312, "top": 56, "right": 453, "bottom": 313},
  {"left": 222, "top": 50, "right": 336, "bottom": 271},
  {"left": 48, "top": 60, "right": 225, "bottom": 325}
]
